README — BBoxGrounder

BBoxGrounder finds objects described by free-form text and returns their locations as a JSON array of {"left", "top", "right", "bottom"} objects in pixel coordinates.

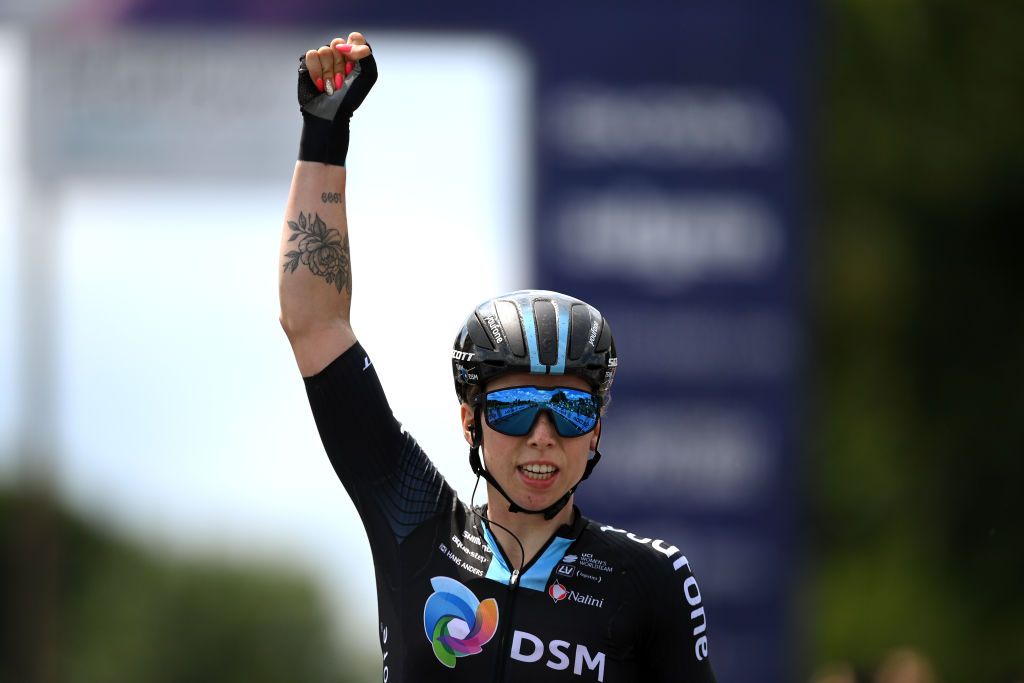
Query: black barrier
[{"left": 129, "top": 3, "right": 812, "bottom": 680}]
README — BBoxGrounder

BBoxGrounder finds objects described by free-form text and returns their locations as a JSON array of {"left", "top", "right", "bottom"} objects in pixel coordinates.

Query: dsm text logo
[{"left": 423, "top": 576, "right": 499, "bottom": 668}]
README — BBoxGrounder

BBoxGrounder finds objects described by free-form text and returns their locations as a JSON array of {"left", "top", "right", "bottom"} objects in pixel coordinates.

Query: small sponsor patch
[{"left": 548, "top": 581, "right": 605, "bottom": 609}]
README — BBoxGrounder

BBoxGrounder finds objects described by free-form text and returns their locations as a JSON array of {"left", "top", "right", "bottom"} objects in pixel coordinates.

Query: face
[{"left": 461, "top": 372, "right": 601, "bottom": 513}]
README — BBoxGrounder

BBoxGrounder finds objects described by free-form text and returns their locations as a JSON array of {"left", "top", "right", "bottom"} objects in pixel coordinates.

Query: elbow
[
  {"left": 277, "top": 295, "right": 321, "bottom": 341},
  {"left": 279, "top": 312, "right": 357, "bottom": 376},
  {"left": 278, "top": 310, "right": 316, "bottom": 343},
  {"left": 278, "top": 310, "right": 351, "bottom": 345},
  {"left": 278, "top": 313, "right": 297, "bottom": 342},
  {"left": 278, "top": 306, "right": 296, "bottom": 336}
]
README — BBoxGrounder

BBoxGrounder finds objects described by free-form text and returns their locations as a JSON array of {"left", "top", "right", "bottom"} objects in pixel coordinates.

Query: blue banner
[{"left": 524, "top": 11, "right": 810, "bottom": 683}]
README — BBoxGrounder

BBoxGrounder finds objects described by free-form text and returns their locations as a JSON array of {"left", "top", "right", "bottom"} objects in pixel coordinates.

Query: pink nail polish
[
  {"left": 334, "top": 73, "right": 343, "bottom": 90},
  {"left": 315, "top": 77, "right": 324, "bottom": 92},
  {"left": 336, "top": 44, "right": 353, "bottom": 53},
  {"left": 345, "top": 61, "right": 354, "bottom": 76}
]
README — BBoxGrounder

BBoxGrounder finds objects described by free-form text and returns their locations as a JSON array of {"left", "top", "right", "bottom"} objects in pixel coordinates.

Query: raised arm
[{"left": 278, "top": 33, "right": 376, "bottom": 377}]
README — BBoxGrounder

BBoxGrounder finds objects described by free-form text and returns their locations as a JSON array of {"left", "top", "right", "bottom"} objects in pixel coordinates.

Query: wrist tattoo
[
  {"left": 282, "top": 211, "right": 352, "bottom": 294},
  {"left": 321, "top": 192, "right": 343, "bottom": 204}
]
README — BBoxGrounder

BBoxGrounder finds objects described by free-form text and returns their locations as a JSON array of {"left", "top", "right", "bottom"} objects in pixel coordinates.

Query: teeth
[{"left": 520, "top": 464, "right": 557, "bottom": 480}]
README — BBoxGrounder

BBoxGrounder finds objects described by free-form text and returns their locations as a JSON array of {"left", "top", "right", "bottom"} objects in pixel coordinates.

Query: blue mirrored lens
[{"left": 483, "top": 386, "right": 599, "bottom": 437}]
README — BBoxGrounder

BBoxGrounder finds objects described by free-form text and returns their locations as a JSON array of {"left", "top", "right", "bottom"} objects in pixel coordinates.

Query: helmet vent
[
  {"left": 595, "top": 319, "right": 613, "bottom": 353},
  {"left": 468, "top": 313, "right": 494, "bottom": 350},
  {"left": 453, "top": 290, "right": 616, "bottom": 407},
  {"left": 495, "top": 300, "right": 526, "bottom": 357},
  {"left": 532, "top": 300, "right": 559, "bottom": 366},
  {"left": 569, "top": 304, "right": 593, "bottom": 361}
]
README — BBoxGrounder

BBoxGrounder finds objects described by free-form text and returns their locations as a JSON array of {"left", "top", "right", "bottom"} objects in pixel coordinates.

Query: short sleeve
[{"left": 639, "top": 553, "right": 718, "bottom": 682}]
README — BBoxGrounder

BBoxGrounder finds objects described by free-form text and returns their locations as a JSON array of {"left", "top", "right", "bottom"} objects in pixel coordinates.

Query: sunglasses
[{"left": 482, "top": 386, "right": 601, "bottom": 438}]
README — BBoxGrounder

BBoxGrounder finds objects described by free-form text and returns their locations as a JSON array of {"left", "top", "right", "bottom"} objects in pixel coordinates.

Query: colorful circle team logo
[
  {"left": 548, "top": 581, "right": 569, "bottom": 603},
  {"left": 423, "top": 576, "right": 499, "bottom": 668}
]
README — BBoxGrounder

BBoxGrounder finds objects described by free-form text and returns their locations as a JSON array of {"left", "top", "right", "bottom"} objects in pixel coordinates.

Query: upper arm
[
  {"left": 302, "top": 342, "right": 455, "bottom": 546},
  {"left": 640, "top": 554, "right": 718, "bottom": 682}
]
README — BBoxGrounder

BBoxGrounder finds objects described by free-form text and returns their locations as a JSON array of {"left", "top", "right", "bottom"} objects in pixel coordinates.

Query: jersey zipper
[
  {"left": 479, "top": 512, "right": 576, "bottom": 683},
  {"left": 494, "top": 568, "right": 520, "bottom": 683}
]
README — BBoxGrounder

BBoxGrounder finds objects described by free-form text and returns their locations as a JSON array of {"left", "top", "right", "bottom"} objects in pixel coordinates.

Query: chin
[{"left": 518, "top": 488, "right": 569, "bottom": 512}]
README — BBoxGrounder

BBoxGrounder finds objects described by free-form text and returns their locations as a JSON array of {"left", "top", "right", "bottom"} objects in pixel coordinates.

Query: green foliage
[
  {"left": 813, "top": 0, "right": 1024, "bottom": 680},
  {"left": 0, "top": 491, "right": 366, "bottom": 683}
]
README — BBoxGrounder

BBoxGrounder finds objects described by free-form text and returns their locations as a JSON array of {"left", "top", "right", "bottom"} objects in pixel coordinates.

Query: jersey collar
[{"left": 475, "top": 505, "right": 588, "bottom": 592}]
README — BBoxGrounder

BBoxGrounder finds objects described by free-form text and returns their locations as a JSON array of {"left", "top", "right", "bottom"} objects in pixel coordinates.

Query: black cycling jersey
[{"left": 304, "top": 342, "right": 717, "bottom": 683}]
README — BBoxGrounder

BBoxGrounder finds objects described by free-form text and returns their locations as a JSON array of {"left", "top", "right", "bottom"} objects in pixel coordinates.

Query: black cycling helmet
[
  {"left": 454, "top": 290, "right": 617, "bottom": 521},
  {"left": 451, "top": 289, "right": 617, "bottom": 407}
]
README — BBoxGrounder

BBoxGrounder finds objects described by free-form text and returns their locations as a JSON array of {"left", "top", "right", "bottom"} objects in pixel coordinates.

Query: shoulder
[
  {"left": 580, "top": 518, "right": 714, "bottom": 667},
  {"left": 580, "top": 518, "right": 694, "bottom": 574},
  {"left": 580, "top": 517, "right": 709, "bottom": 614}
]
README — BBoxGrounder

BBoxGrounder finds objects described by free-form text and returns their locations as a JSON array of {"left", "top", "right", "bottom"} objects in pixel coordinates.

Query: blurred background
[{"left": 0, "top": 1, "right": 1021, "bottom": 682}]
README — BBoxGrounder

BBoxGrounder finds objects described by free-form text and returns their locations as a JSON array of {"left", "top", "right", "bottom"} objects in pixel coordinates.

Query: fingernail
[
  {"left": 324, "top": 77, "right": 334, "bottom": 95},
  {"left": 334, "top": 73, "right": 343, "bottom": 90},
  {"left": 345, "top": 61, "right": 354, "bottom": 76},
  {"left": 315, "top": 77, "right": 324, "bottom": 92},
  {"left": 336, "top": 44, "right": 353, "bottom": 53}
]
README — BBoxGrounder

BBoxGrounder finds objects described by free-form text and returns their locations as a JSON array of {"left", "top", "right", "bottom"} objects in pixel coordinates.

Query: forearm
[{"left": 278, "top": 160, "right": 357, "bottom": 376}]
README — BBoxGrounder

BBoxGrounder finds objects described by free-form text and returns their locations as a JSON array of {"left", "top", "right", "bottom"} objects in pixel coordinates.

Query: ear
[
  {"left": 460, "top": 403, "right": 475, "bottom": 446},
  {"left": 589, "top": 420, "right": 601, "bottom": 452}
]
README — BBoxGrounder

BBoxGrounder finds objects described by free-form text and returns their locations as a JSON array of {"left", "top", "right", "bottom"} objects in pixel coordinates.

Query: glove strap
[{"left": 299, "top": 113, "right": 350, "bottom": 167}]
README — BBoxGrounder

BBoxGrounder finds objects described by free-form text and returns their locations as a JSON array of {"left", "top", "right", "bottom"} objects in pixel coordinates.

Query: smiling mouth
[{"left": 518, "top": 464, "right": 558, "bottom": 480}]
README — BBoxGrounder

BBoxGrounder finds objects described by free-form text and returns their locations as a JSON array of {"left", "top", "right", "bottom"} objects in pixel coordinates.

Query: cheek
[
  {"left": 566, "top": 441, "right": 592, "bottom": 477},
  {"left": 481, "top": 426, "right": 519, "bottom": 466}
]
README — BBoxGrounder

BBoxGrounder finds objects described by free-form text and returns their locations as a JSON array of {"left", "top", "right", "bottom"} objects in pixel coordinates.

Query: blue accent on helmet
[
  {"left": 452, "top": 289, "right": 617, "bottom": 406},
  {"left": 551, "top": 299, "right": 571, "bottom": 375},
  {"left": 517, "top": 300, "right": 546, "bottom": 374}
]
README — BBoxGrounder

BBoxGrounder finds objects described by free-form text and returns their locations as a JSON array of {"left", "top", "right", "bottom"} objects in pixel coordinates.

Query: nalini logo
[
  {"left": 549, "top": 581, "right": 569, "bottom": 602},
  {"left": 548, "top": 581, "right": 605, "bottom": 609},
  {"left": 423, "top": 576, "right": 499, "bottom": 668}
]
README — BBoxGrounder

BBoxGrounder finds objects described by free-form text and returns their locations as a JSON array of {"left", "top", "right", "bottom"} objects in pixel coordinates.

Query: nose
[{"left": 527, "top": 410, "right": 558, "bottom": 447}]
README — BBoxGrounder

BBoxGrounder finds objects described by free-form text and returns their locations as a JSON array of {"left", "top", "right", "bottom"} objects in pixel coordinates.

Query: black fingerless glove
[{"left": 297, "top": 48, "right": 378, "bottom": 167}]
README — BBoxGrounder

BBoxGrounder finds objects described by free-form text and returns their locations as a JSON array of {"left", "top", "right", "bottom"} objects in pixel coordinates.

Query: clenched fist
[{"left": 297, "top": 32, "right": 377, "bottom": 167}]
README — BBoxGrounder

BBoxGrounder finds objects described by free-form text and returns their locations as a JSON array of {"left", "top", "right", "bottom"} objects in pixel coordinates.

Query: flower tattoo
[{"left": 283, "top": 212, "right": 351, "bottom": 294}]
